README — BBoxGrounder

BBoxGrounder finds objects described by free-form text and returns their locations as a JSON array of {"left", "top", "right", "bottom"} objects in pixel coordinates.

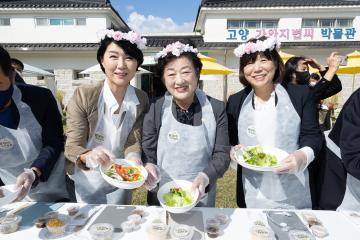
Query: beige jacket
[{"left": 64, "top": 81, "right": 149, "bottom": 174}]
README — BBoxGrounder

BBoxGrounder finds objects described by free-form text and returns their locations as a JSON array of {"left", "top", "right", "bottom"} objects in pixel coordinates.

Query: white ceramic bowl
[
  {"left": 157, "top": 180, "right": 199, "bottom": 214},
  {"left": 0, "top": 184, "right": 21, "bottom": 207},
  {"left": 235, "top": 145, "right": 289, "bottom": 172},
  {"left": 100, "top": 159, "right": 147, "bottom": 189}
]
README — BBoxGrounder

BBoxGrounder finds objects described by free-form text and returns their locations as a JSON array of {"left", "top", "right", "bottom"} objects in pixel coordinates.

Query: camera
[{"left": 339, "top": 55, "right": 348, "bottom": 66}]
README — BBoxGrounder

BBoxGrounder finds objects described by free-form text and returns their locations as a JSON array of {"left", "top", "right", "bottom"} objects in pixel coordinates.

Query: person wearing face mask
[
  {"left": 0, "top": 45, "right": 68, "bottom": 202},
  {"left": 142, "top": 41, "right": 230, "bottom": 207},
  {"left": 65, "top": 29, "right": 149, "bottom": 204},
  {"left": 284, "top": 52, "right": 342, "bottom": 102}
]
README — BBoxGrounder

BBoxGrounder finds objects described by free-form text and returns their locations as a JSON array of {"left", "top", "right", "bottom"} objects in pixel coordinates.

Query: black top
[
  {"left": 142, "top": 94, "right": 231, "bottom": 187},
  {"left": 313, "top": 69, "right": 342, "bottom": 102},
  {"left": 0, "top": 84, "right": 64, "bottom": 181},
  {"left": 226, "top": 82, "right": 324, "bottom": 207}
]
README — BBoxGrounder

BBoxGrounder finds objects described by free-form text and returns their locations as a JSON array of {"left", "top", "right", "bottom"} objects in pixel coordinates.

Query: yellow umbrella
[
  {"left": 197, "top": 53, "right": 216, "bottom": 62},
  {"left": 336, "top": 50, "right": 360, "bottom": 91}
]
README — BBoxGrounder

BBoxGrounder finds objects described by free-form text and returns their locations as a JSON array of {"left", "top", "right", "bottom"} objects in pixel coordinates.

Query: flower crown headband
[
  {"left": 97, "top": 29, "right": 147, "bottom": 50},
  {"left": 154, "top": 41, "right": 198, "bottom": 61},
  {"left": 233, "top": 36, "right": 281, "bottom": 58}
]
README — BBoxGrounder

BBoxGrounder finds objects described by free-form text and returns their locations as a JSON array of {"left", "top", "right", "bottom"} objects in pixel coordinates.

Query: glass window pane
[
  {"left": 76, "top": 18, "right": 86, "bottom": 25},
  {"left": 50, "top": 19, "right": 62, "bottom": 25},
  {"left": 36, "top": 18, "right": 48, "bottom": 26},
  {"left": 319, "top": 19, "right": 334, "bottom": 27},
  {"left": 245, "top": 20, "right": 260, "bottom": 28},
  {"left": 262, "top": 20, "right": 278, "bottom": 28},
  {"left": 337, "top": 19, "right": 352, "bottom": 27},
  {"left": 63, "top": 19, "right": 74, "bottom": 25},
  {"left": 0, "top": 18, "right": 10, "bottom": 26},
  {"left": 302, "top": 19, "right": 317, "bottom": 27},
  {"left": 227, "top": 20, "right": 240, "bottom": 29}
]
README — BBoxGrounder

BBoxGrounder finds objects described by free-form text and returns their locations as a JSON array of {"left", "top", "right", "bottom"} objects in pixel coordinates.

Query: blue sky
[{"left": 110, "top": 0, "right": 202, "bottom": 33}]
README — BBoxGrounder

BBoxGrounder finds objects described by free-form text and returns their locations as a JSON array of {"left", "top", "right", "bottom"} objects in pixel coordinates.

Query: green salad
[
  {"left": 163, "top": 187, "right": 193, "bottom": 207},
  {"left": 243, "top": 145, "right": 278, "bottom": 167}
]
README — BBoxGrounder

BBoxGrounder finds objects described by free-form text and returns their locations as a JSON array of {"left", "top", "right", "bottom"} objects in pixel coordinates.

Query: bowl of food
[
  {"left": 0, "top": 184, "right": 21, "bottom": 207},
  {"left": 100, "top": 159, "right": 147, "bottom": 189},
  {"left": 46, "top": 217, "right": 66, "bottom": 235},
  {"left": 157, "top": 180, "right": 199, "bottom": 214},
  {"left": 235, "top": 145, "right": 288, "bottom": 171},
  {"left": 0, "top": 214, "right": 22, "bottom": 234}
]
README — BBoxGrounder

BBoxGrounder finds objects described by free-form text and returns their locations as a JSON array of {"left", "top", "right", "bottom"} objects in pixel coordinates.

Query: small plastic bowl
[
  {"left": 131, "top": 208, "right": 146, "bottom": 218},
  {"left": 121, "top": 220, "right": 135, "bottom": 233},
  {"left": 89, "top": 223, "right": 114, "bottom": 240},
  {"left": 147, "top": 220, "right": 169, "bottom": 240},
  {"left": 170, "top": 224, "right": 194, "bottom": 240},
  {"left": 66, "top": 206, "right": 80, "bottom": 216},
  {"left": 310, "top": 225, "right": 329, "bottom": 238},
  {"left": 46, "top": 217, "right": 66, "bottom": 235},
  {"left": 127, "top": 214, "right": 142, "bottom": 225},
  {"left": 215, "top": 214, "right": 229, "bottom": 225},
  {"left": 0, "top": 214, "right": 22, "bottom": 234},
  {"left": 250, "top": 226, "right": 273, "bottom": 240},
  {"left": 206, "top": 218, "right": 220, "bottom": 229},
  {"left": 206, "top": 225, "right": 220, "bottom": 238},
  {"left": 33, "top": 217, "right": 49, "bottom": 228},
  {"left": 44, "top": 211, "right": 59, "bottom": 219},
  {"left": 288, "top": 230, "right": 314, "bottom": 240}
]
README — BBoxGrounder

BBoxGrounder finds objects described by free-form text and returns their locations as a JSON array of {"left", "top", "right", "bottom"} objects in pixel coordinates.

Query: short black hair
[
  {"left": 11, "top": 58, "right": 24, "bottom": 71},
  {"left": 284, "top": 56, "right": 307, "bottom": 83},
  {"left": 0, "top": 45, "right": 12, "bottom": 77},
  {"left": 96, "top": 30, "right": 144, "bottom": 73},
  {"left": 155, "top": 40, "right": 202, "bottom": 80},
  {"left": 238, "top": 36, "right": 284, "bottom": 87}
]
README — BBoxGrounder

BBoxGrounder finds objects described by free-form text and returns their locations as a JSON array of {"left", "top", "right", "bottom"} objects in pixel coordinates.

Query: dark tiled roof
[
  {"left": 145, "top": 35, "right": 205, "bottom": 48},
  {"left": 1, "top": 43, "right": 99, "bottom": 50},
  {"left": 201, "top": 0, "right": 360, "bottom": 8},
  {"left": 0, "top": 0, "right": 110, "bottom": 8}
]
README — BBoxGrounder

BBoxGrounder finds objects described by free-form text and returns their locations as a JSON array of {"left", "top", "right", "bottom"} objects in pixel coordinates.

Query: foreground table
[{"left": 0, "top": 202, "right": 359, "bottom": 239}]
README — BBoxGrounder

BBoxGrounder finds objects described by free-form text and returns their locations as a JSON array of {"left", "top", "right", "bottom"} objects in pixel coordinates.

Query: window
[
  {"left": 302, "top": 18, "right": 353, "bottom": 28},
  {"left": 227, "top": 19, "right": 278, "bottom": 29},
  {"left": 0, "top": 18, "right": 10, "bottom": 26},
  {"left": 36, "top": 17, "right": 87, "bottom": 26}
]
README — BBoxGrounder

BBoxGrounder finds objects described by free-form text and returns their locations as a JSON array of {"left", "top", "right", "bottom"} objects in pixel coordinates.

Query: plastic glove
[
  {"left": 274, "top": 150, "right": 308, "bottom": 174},
  {"left": 125, "top": 152, "right": 143, "bottom": 166},
  {"left": 15, "top": 168, "right": 35, "bottom": 201},
  {"left": 230, "top": 144, "right": 245, "bottom": 162},
  {"left": 192, "top": 172, "right": 209, "bottom": 198},
  {"left": 144, "top": 163, "right": 161, "bottom": 191},
  {"left": 85, "top": 146, "right": 115, "bottom": 169}
]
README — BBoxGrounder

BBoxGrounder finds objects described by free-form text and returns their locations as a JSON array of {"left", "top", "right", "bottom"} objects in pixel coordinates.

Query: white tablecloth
[{"left": 1, "top": 202, "right": 359, "bottom": 239}]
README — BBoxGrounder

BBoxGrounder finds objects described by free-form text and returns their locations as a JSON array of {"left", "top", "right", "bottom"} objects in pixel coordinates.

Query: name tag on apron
[
  {"left": 0, "top": 138, "right": 14, "bottom": 150},
  {"left": 246, "top": 125, "right": 256, "bottom": 138},
  {"left": 94, "top": 132, "right": 105, "bottom": 144},
  {"left": 168, "top": 130, "right": 180, "bottom": 143}
]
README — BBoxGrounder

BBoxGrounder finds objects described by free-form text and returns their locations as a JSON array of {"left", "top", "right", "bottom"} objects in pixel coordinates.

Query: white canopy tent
[
  {"left": 22, "top": 63, "right": 54, "bottom": 77},
  {"left": 79, "top": 64, "right": 151, "bottom": 74}
]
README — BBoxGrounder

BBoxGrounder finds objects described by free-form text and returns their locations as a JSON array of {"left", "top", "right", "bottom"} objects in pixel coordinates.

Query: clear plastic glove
[
  {"left": 144, "top": 163, "right": 161, "bottom": 191},
  {"left": 274, "top": 150, "right": 308, "bottom": 174},
  {"left": 85, "top": 146, "right": 114, "bottom": 169},
  {"left": 230, "top": 144, "right": 245, "bottom": 163},
  {"left": 125, "top": 152, "right": 143, "bottom": 166},
  {"left": 15, "top": 168, "right": 35, "bottom": 201},
  {"left": 192, "top": 172, "right": 209, "bottom": 197}
]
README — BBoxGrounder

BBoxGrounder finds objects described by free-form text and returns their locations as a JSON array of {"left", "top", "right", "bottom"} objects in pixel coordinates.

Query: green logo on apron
[
  {"left": 94, "top": 132, "right": 105, "bottom": 143},
  {"left": 167, "top": 130, "right": 180, "bottom": 143},
  {"left": 0, "top": 138, "right": 14, "bottom": 150}
]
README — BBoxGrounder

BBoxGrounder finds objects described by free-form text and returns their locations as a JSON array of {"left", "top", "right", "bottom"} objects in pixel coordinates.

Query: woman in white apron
[
  {"left": 320, "top": 88, "right": 360, "bottom": 210},
  {"left": 142, "top": 41, "right": 230, "bottom": 207},
  {"left": 65, "top": 29, "right": 149, "bottom": 204},
  {"left": 227, "top": 36, "right": 324, "bottom": 209},
  {"left": 0, "top": 45, "right": 68, "bottom": 202}
]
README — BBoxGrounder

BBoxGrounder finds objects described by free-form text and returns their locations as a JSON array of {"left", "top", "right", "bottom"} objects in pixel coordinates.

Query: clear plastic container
[
  {"left": 215, "top": 214, "right": 229, "bottom": 225},
  {"left": 46, "top": 217, "right": 66, "bottom": 235},
  {"left": 127, "top": 214, "right": 142, "bottom": 225},
  {"left": 44, "top": 211, "right": 59, "bottom": 219},
  {"left": 0, "top": 214, "right": 22, "bottom": 234},
  {"left": 121, "top": 220, "right": 135, "bottom": 233},
  {"left": 310, "top": 225, "right": 329, "bottom": 238},
  {"left": 288, "top": 230, "right": 314, "bottom": 240},
  {"left": 250, "top": 226, "right": 273, "bottom": 240},
  {"left": 89, "top": 223, "right": 114, "bottom": 240},
  {"left": 147, "top": 220, "right": 169, "bottom": 240},
  {"left": 206, "top": 218, "right": 220, "bottom": 228},
  {"left": 170, "top": 224, "right": 194, "bottom": 240},
  {"left": 131, "top": 208, "right": 146, "bottom": 218},
  {"left": 67, "top": 206, "right": 80, "bottom": 216}
]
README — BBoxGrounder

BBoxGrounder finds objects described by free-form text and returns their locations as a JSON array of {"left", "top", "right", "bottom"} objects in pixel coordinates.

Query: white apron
[
  {"left": 0, "top": 85, "right": 68, "bottom": 202},
  {"left": 71, "top": 85, "right": 138, "bottom": 204},
  {"left": 325, "top": 131, "right": 360, "bottom": 211},
  {"left": 157, "top": 89, "right": 217, "bottom": 207},
  {"left": 238, "top": 84, "right": 311, "bottom": 209}
]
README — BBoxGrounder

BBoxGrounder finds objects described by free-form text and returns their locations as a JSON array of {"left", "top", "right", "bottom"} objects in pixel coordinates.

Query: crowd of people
[{"left": 0, "top": 29, "right": 359, "bottom": 211}]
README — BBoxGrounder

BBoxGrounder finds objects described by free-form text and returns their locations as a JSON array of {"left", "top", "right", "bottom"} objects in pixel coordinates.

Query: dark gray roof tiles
[
  {"left": 0, "top": 0, "right": 110, "bottom": 8},
  {"left": 201, "top": 0, "right": 360, "bottom": 8}
]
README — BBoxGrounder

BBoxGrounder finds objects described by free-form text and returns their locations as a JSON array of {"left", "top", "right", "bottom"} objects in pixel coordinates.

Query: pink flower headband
[
  {"left": 97, "top": 29, "right": 147, "bottom": 50},
  {"left": 234, "top": 37, "right": 281, "bottom": 58},
  {"left": 154, "top": 41, "right": 198, "bottom": 61}
]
